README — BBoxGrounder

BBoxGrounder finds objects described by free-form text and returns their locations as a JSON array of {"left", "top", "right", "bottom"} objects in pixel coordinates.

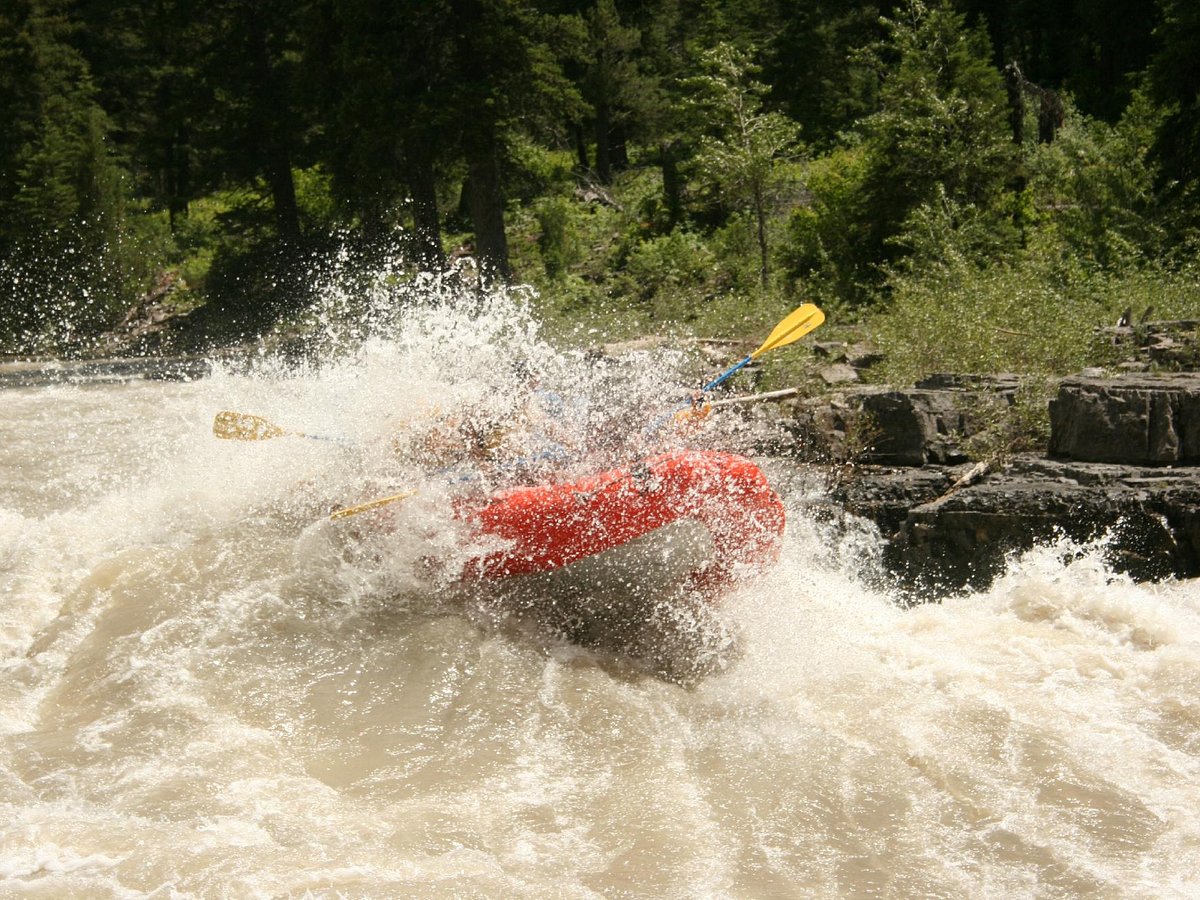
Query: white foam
[{"left": 2, "top": 265, "right": 1197, "bottom": 896}]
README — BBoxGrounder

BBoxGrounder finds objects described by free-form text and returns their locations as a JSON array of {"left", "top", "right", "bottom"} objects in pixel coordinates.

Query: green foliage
[
  {"left": 710, "top": 213, "right": 763, "bottom": 292},
  {"left": 622, "top": 228, "right": 715, "bottom": 301},
  {"left": 0, "top": 0, "right": 152, "bottom": 351},
  {"left": 886, "top": 186, "right": 1020, "bottom": 278},
  {"left": 0, "top": 0, "right": 1195, "bottom": 367},
  {"left": 578, "top": 0, "right": 645, "bottom": 182},
  {"left": 292, "top": 165, "right": 339, "bottom": 233},
  {"left": 684, "top": 42, "right": 802, "bottom": 287},
  {"left": 505, "top": 139, "right": 577, "bottom": 204},
  {"left": 534, "top": 197, "right": 581, "bottom": 278},
  {"left": 1146, "top": 0, "right": 1200, "bottom": 240},
  {"left": 856, "top": 0, "right": 1013, "bottom": 266},
  {"left": 871, "top": 252, "right": 1090, "bottom": 384},
  {"left": 870, "top": 244, "right": 1200, "bottom": 386},
  {"left": 784, "top": 143, "right": 876, "bottom": 310},
  {"left": 1023, "top": 92, "right": 1166, "bottom": 267},
  {"left": 783, "top": 0, "right": 1014, "bottom": 308},
  {"left": 758, "top": 0, "right": 882, "bottom": 148}
]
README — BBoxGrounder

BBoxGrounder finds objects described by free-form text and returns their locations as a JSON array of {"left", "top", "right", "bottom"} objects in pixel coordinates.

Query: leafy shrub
[
  {"left": 963, "top": 377, "right": 1055, "bottom": 465},
  {"left": 870, "top": 260, "right": 1093, "bottom": 384},
  {"left": 505, "top": 137, "right": 576, "bottom": 204},
  {"left": 870, "top": 243, "right": 1200, "bottom": 385},
  {"left": 783, "top": 144, "right": 877, "bottom": 311},
  {"left": 534, "top": 197, "right": 580, "bottom": 279},
  {"left": 622, "top": 228, "right": 715, "bottom": 300}
]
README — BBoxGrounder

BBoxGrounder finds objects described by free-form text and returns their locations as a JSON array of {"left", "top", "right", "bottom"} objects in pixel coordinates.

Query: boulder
[
  {"left": 820, "top": 363, "right": 859, "bottom": 386},
  {"left": 862, "top": 386, "right": 997, "bottom": 466},
  {"left": 1049, "top": 373, "right": 1200, "bottom": 465},
  {"left": 855, "top": 390, "right": 965, "bottom": 465},
  {"left": 792, "top": 375, "right": 1019, "bottom": 466},
  {"left": 835, "top": 457, "right": 1200, "bottom": 593},
  {"left": 1102, "top": 319, "right": 1200, "bottom": 371},
  {"left": 794, "top": 371, "right": 1200, "bottom": 593}
]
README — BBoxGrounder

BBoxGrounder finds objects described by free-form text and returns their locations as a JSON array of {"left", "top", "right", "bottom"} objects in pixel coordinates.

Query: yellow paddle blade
[
  {"left": 329, "top": 490, "right": 417, "bottom": 521},
  {"left": 750, "top": 303, "right": 825, "bottom": 359},
  {"left": 213, "top": 411, "right": 288, "bottom": 441}
]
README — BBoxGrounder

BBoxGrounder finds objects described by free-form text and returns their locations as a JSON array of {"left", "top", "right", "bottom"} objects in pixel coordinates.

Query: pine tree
[
  {"left": 854, "top": 0, "right": 1012, "bottom": 281},
  {"left": 73, "top": 0, "right": 203, "bottom": 230},
  {"left": 580, "top": 0, "right": 642, "bottom": 183},
  {"left": 686, "top": 42, "right": 801, "bottom": 288},
  {"left": 0, "top": 0, "right": 138, "bottom": 349},
  {"left": 308, "top": 0, "right": 456, "bottom": 268},
  {"left": 444, "top": 0, "right": 584, "bottom": 285},
  {"left": 1147, "top": 0, "right": 1200, "bottom": 241}
]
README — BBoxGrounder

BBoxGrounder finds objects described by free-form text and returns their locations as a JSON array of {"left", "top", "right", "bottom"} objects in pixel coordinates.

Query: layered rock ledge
[
  {"left": 773, "top": 371, "right": 1200, "bottom": 594},
  {"left": 837, "top": 456, "right": 1200, "bottom": 593},
  {"left": 1050, "top": 373, "right": 1200, "bottom": 465}
]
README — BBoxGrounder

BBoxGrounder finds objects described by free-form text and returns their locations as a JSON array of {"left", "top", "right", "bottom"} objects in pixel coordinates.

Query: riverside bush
[
  {"left": 622, "top": 229, "right": 715, "bottom": 301},
  {"left": 870, "top": 249, "right": 1200, "bottom": 385}
]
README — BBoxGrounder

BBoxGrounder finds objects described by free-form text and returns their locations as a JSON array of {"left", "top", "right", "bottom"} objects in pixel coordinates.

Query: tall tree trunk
[
  {"left": 1038, "top": 91, "right": 1064, "bottom": 144},
  {"left": 1003, "top": 61, "right": 1025, "bottom": 146},
  {"left": 249, "top": 15, "right": 301, "bottom": 243},
  {"left": 165, "top": 130, "right": 189, "bottom": 233},
  {"left": 405, "top": 141, "right": 444, "bottom": 270},
  {"left": 594, "top": 99, "right": 612, "bottom": 184},
  {"left": 265, "top": 139, "right": 301, "bottom": 243},
  {"left": 611, "top": 124, "right": 628, "bottom": 171},
  {"left": 464, "top": 119, "right": 509, "bottom": 285},
  {"left": 754, "top": 182, "right": 769, "bottom": 289},
  {"left": 573, "top": 122, "right": 590, "bottom": 172},
  {"left": 660, "top": 141, "right": 683, "bottom": 228},
  {"left": 448, "top": 0, "right": 508, "bottom": 284},
  {"left": 1003, "top": 60, "right": 1029, "bottom": 240}
]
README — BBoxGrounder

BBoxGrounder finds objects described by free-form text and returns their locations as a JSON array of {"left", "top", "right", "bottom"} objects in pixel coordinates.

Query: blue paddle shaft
[
  {"left": 304, "top": 433, "right": 355, "bottom": 446},
  {"left": 702, "top": 355, "right": 753, "bottom": 393}
]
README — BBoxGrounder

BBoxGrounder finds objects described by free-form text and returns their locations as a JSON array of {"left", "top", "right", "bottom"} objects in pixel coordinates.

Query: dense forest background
[{"left": 1, "top": 0, "right": 1198, "bottom": 377}]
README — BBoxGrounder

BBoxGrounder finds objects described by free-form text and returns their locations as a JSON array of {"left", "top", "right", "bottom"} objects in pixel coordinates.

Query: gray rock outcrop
[
  {"left": 836, "top": 458, "right": 1200, "bottom": 593},
  {"left": 779, "top": 369, "right": 1200, "bottom": 595},
  {"left": 1049, "top": 373, "right": 1200, "bottom": 465}
]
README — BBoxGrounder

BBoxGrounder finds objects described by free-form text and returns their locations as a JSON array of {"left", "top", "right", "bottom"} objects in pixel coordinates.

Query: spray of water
[{"left": 2, "top": 257, "right": 1198, "bottom": 896}]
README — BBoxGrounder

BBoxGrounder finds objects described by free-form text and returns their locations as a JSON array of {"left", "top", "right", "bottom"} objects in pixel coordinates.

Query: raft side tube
[{"left": 460, "top": 450, "right": 785, "bottom": 596}]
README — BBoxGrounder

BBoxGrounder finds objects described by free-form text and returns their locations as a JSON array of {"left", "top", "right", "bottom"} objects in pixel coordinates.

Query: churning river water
[{"left": 1, "top": 291, "right": 1198, "bottom": 898}]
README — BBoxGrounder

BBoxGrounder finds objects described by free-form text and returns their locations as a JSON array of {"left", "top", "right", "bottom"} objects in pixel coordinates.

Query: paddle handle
[
  {"left": 330, "top": 490, "right": 416, "bottom": 520},
  {"left": 301, "top": 432, "right": 355, "bottom": 446},
  {"left": 701, "top": 354, "right": 754, "bottom": 393}
]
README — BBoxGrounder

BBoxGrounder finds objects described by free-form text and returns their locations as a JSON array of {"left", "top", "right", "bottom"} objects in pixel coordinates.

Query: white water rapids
[{"left": 1, "top": 288, "right": 1198, "bottom": 897}]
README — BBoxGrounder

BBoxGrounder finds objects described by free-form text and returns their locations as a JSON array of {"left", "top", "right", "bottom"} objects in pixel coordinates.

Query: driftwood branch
[{"left": 709, "top": 387, "right": 800, "bottom": 408}]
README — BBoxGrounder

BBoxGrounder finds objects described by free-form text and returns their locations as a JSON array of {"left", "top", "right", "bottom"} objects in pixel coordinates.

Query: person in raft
[
  {"left": 408, "top": 361, "right": 578, "bottom": 482},
  {"left": 407, "top": 359, "right": 714, "bottom": 484}
]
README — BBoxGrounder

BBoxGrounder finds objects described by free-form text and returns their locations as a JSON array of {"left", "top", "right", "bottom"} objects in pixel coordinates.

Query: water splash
[{"left": 2, "top": 260, "right": 1198, "bottom": 896}]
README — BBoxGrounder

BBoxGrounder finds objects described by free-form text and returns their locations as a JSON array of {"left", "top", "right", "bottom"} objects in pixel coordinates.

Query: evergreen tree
[
  {"left": 191, "top": 0, "right": 311, "bottom": 243},
  {"left": 860, "top": 0, "right": 1011, "bottom": 238},
  {"left": 784, "top": 0, "right": 1013, "bottom": 304},
  {"left": 72, "top": 0, "right": 203, "bottom": 230},
  {"left": 1147, "top": 0, "right": 1200, "bottom": 241},
  {"left": 309, "top": 0, "right": 455, "bottom": 267},
  {"left": 686, "top": 43, "right": 801, "bottom": 288},
  {"left": 0, "top": 0, "right": 139, "bottom": 349},
  {"left": 444, "top": 0, "right": 583, "bottom": 285},
  {"left": 623, "top": 0, "right": 705, "bottom": 228},
  {"left": 758, "top": 0, "right": 887, "bottom": 147},
  {"left": 579, "top": 0, "right": 642, "bottom": 183}
]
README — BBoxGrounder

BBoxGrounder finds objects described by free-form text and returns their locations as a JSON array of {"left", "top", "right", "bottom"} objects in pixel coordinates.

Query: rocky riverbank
[{"left": 762, "top": 366, "right": 1200, "bottom": 595}]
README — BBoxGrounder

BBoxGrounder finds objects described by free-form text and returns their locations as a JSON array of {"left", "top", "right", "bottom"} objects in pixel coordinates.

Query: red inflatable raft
[{"left": 459, "top": 450, "right": 785, "bottom": 597}]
